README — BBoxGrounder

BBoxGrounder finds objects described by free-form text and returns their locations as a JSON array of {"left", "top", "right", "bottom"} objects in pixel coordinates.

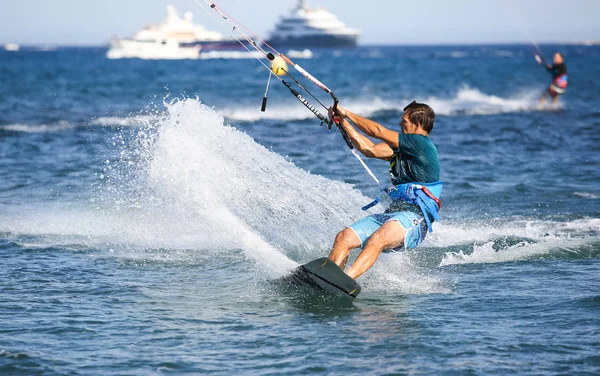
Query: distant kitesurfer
[
  {"left": 539, "top": 52, "right": 568, "bottom": 105},
  {"left": 327, "top": 101, "right": 442, "bottom": 280}
]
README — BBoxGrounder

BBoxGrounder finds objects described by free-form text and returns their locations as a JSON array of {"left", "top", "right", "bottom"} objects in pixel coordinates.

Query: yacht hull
[{"left": 266, "top": 34, "right": 358, "bottom": 48}]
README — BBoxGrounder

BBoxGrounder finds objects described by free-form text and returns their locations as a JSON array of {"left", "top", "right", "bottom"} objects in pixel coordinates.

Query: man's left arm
[
  {"left": 337, "top": 117, "right": 394, "bottom": 160},
  {"left": 333, "top": 105, "right": 399, "bottom": 149}
]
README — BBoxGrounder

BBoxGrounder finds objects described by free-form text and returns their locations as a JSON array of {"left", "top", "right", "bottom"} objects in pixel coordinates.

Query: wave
[
  {"left": 574, "top": 192, "right": 599, "bottom": 199},
  {"left": 435, "top": 217, "right": 600, "bottom": 266},
  {"left": 197, "top": 49, "right": 313, "bottom": 60},
  {"left": 434, "top": 50, "right": 469, "bottom": 59},
  {"left": 89, "top": 115, "right": 157, "bottom": 126},
  {"left": 285, "top": 49, "right": 313, "bottom": 59},
  {"left": 0, "top": 86, "right": 548, "bottom": 135},
  {"left": 0, "top": 121, "right": 74, "bottom": 133},
  {"left": 221, "top": 86, "right": 546, "bottom": 122},
  {"left": 439, "top": 237, "right": 597, "bottom": 266},
  {"left": 199, "top": 51, "right": 263, "bottom": 60},
  {"left": 222, "top": 96, "right": 392, "bottom": 122},
  {"left": 354, "top": 216, "right": 599, "bottom": 292},
  {"left": 425, "top": 86, "right": 544, "bottom": 115},
  {"left": 0, "top": 115, "right": 159, "bottom": 133}
]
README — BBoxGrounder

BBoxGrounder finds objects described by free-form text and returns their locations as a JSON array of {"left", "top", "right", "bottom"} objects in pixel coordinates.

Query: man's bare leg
[
  {"left": 345, "top": 221, "right": 407, "bottom": 280},
  {"left": 329, "top": 228, "right": 361, "bottom": 269}
]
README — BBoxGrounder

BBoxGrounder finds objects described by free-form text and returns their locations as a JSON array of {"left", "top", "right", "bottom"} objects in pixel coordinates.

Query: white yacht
[
  {"left": 266, "top": 0, "right": 360, "bottom": 48},
  {"left": 107, "top": 5, "right": 239, "bottom": 60}
]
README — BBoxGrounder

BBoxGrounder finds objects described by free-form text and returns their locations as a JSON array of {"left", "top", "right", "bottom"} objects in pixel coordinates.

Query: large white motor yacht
[
  {"left": 266, "top": 0, "right": 360, "bottom": 48},
  {"left": 107, "top": 5, "right": 239, "bottom": 60}
]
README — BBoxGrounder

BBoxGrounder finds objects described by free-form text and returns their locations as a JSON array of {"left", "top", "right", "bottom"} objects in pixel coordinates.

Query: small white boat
[{"left": 4, "top": 43, "right": 20, "bottom": 52}]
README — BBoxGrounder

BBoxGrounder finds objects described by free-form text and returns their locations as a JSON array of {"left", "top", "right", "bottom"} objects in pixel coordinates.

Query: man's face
[
  {"left": 554, "top": 53, "right": 563, "bottom": 64},
  {"left": 399, "top": 113, "right": 418, "bottom": 134}
]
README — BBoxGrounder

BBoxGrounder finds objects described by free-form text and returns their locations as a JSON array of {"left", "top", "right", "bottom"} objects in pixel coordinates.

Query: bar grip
[{"left": 261, "top": 96, "right": 267, "bottom": 112}]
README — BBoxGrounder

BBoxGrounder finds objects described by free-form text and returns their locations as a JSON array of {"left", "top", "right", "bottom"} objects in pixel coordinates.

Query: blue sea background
[{"left": 1, "top": 44, "right": 599, "bottom": 374}]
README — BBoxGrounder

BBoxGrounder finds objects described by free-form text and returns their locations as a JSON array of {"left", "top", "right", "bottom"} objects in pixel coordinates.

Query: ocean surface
[{"left": 1, "top": 44, "right": 599, "bottom": 375}]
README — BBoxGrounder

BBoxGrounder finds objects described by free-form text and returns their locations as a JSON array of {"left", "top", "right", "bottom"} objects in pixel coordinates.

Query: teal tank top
[{"left": 389, "top": 133, "right": 440, "bottom": 185}]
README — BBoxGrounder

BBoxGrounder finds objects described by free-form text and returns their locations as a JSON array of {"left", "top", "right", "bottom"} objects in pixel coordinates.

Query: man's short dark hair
[{"left": 403, "top": 101, "right": 435, "bottom": 133}]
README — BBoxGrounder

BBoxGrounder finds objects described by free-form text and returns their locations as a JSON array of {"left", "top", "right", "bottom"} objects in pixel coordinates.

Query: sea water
[{"left": 1, "top": 45, "right": 599, "bottom": 374}]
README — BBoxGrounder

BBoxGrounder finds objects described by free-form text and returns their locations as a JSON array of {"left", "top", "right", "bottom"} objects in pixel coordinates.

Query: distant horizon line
[{"left": 3, "top": 40, "right": 599, "bottom": 48}]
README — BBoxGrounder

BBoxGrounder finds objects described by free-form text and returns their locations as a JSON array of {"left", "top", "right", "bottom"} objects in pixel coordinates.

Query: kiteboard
[{"left": 279, "top": 257, "right": 361, "bottom": 298}]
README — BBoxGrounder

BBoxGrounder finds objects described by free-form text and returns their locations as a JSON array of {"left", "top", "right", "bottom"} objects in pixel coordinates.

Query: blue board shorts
[{"left": 348, "top": 211, "right": 428, "bottom": 251}]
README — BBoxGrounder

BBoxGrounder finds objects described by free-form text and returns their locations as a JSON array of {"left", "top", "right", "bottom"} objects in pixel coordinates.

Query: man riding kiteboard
[
  {"left": 327, "top": 101, "right": 442, "bottom": 280},
  {"left": 539, "top": 52, "right": 568, "bottom": 106},
  {"left": 198, "top": 0, "right": 443, "bottom": 294}
]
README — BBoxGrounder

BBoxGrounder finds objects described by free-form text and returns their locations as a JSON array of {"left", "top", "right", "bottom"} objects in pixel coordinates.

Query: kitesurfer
[
  {"left": 539, "top": 52, "right": 568, "bottom": 105},
  {"left": 327, "top": 101, "right": 442, "bottom": 280}
]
